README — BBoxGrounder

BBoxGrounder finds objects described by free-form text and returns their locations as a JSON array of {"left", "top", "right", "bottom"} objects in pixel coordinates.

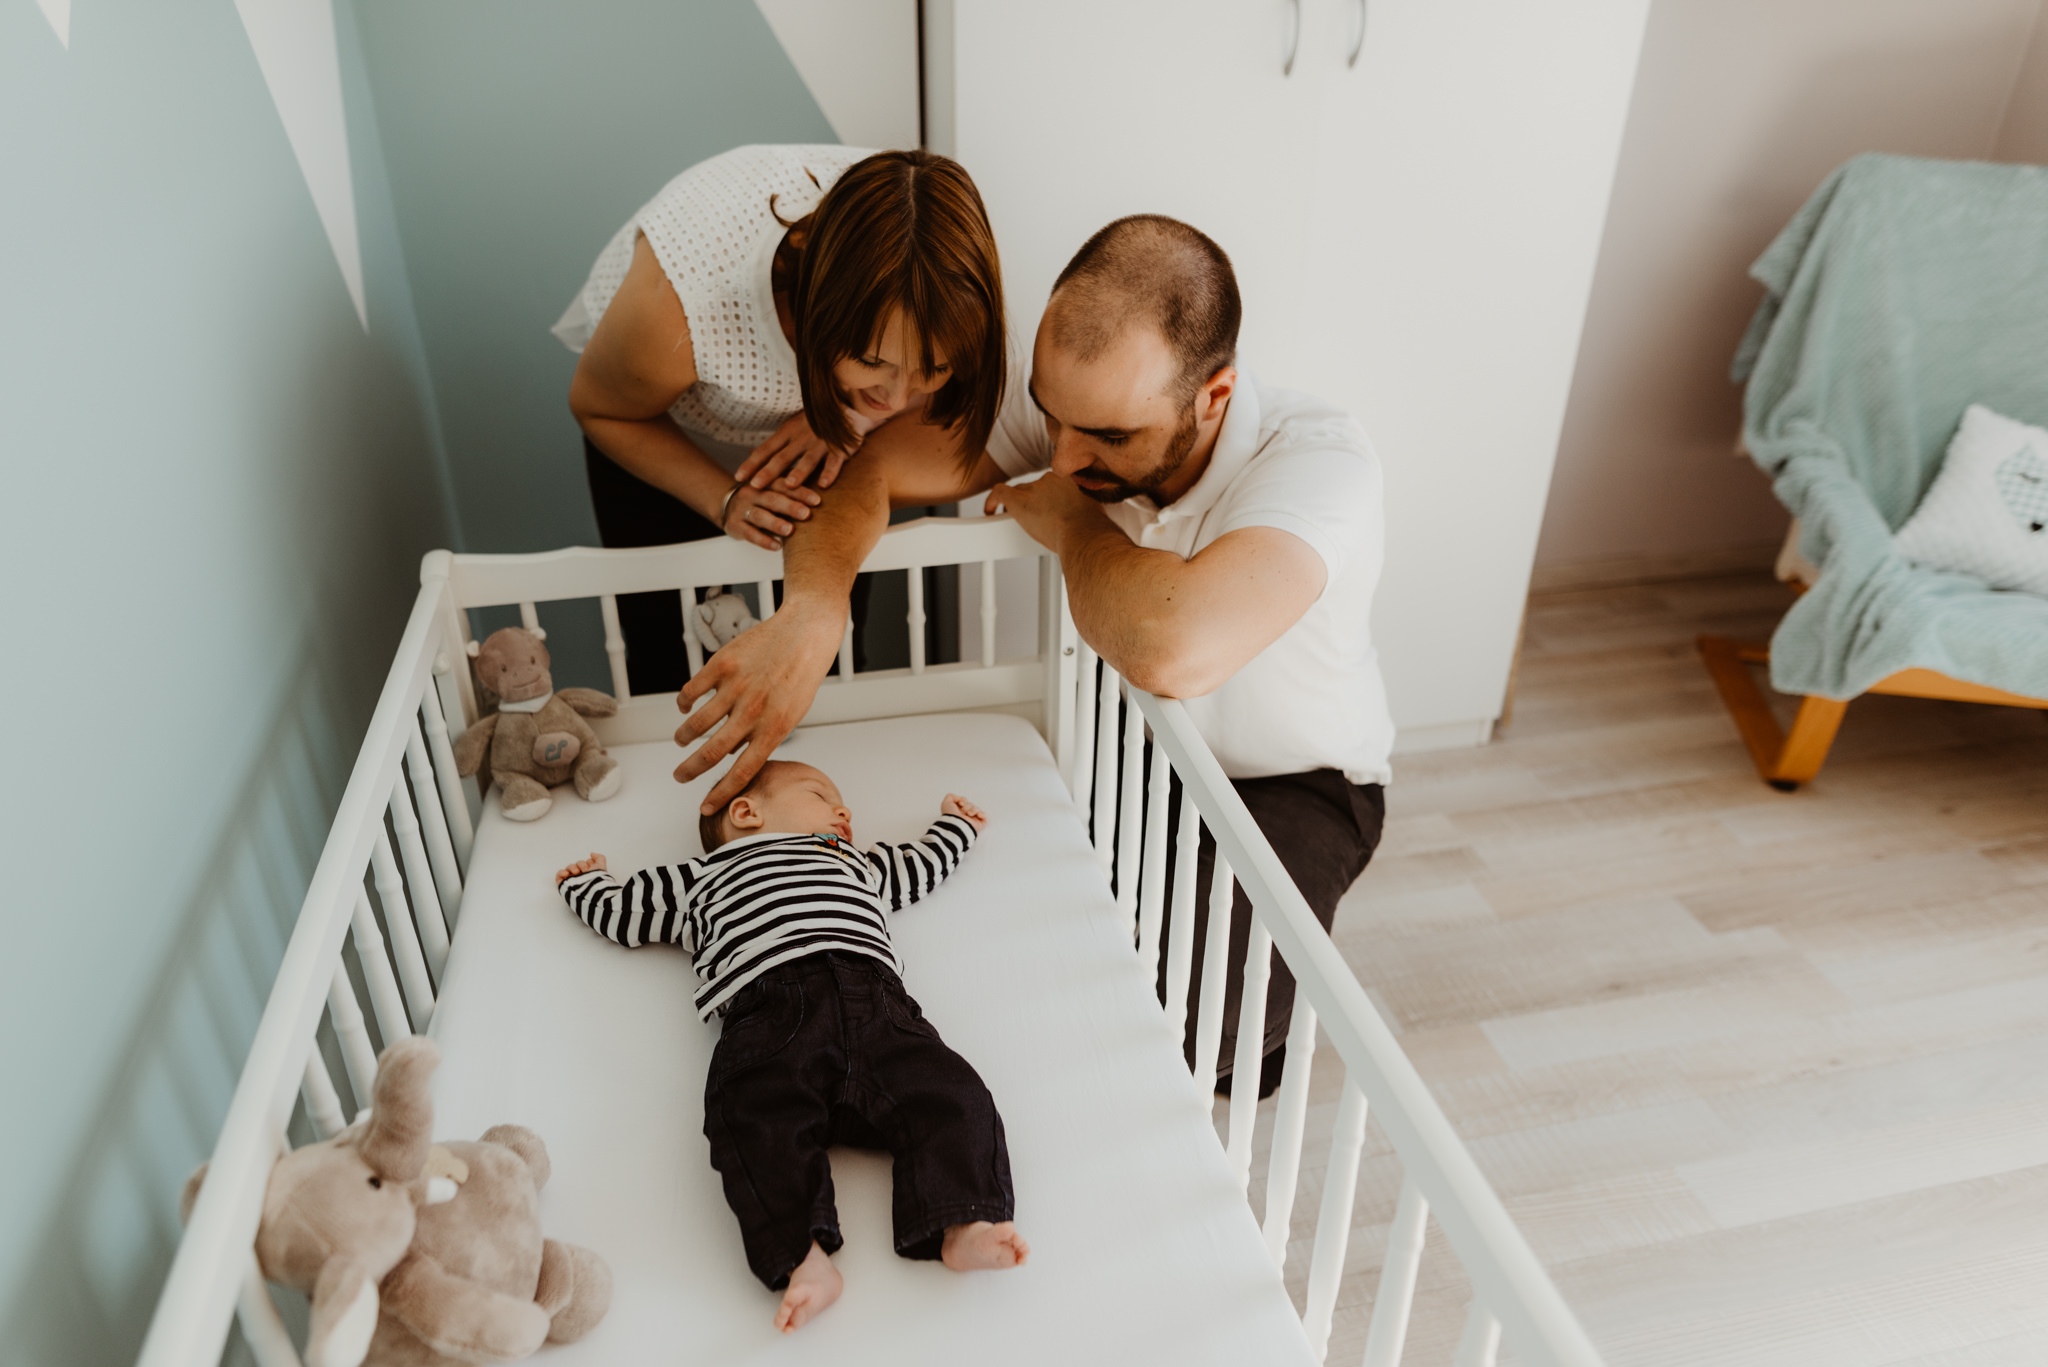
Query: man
[{"left": 672, "top": 215, "right": 1393, "bottom": 1095}]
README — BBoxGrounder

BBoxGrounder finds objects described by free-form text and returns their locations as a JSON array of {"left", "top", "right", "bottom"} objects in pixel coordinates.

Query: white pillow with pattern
[{"left": 1893, "top": 404, "right": 2048, "bottom": 597}]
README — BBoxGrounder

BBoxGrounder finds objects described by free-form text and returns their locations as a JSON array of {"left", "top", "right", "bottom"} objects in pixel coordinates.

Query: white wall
[
  {"left": 1997, "top": 8, "right": 2048, "bottom": 163},
  {"left": 1534, "top": 0, "right": 2046, "bottom": 584}
]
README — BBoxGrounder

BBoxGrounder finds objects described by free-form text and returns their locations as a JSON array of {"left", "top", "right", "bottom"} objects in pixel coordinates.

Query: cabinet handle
[
  {"left": 1283, "top": 0, "right": 1301, "bottom": 76},
  {"left": 1346, "top": 0, "right": 1368, "bottom": 68}
]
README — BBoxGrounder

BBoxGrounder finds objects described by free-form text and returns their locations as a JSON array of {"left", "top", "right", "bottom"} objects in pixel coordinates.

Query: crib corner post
[{"left": 1040, "top": 554, "right": 1078, "bottom": 783}]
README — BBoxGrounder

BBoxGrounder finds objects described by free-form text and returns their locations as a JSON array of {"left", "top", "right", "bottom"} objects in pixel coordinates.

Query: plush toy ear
[
  {"left": 305, "top": 1257, "right": 381, "bottom": 1367},
  {"left": 465, "top": 640, "right": 481, "bottom": 658}
]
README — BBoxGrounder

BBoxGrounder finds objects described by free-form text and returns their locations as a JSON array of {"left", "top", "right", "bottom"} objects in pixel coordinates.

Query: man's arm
[
  {"left": 989, "top": 473, "right": 1326, "bottom": 698},
  {"left": 672, "top": 416, "right": 1006, "bottom": 811}
]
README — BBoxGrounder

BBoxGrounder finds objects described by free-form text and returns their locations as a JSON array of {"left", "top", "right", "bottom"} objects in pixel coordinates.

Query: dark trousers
[
  {"left": 1157, "top": 769, "right": 1386, "bottom": 1081},
  {"left": 701, "top": 952, "right": 1016, "bottom": 1290},
  {"left": 584, "top": 439, "right": 720, "bottom": 696},
  {"left": 583, "top": 437, "right": 872, "bottom": 695}
]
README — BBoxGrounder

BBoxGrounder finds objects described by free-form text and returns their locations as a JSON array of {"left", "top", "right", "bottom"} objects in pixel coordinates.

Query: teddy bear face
[{"left": 470, "top": 627, "right": 554, "bottom": 704}]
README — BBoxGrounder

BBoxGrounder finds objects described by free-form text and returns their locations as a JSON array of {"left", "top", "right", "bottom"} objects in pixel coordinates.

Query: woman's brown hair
[{"left": 773, "top": 150, "right": 1006, "bottom": 458}]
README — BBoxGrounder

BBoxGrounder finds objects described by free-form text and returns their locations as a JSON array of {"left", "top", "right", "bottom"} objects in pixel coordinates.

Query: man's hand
[
  {"left": 940, "top": 794, "right": 988, "bottom": 831},
  {"left": 736, "top": 411, "right": 857, "bottom": 491},
  {"left": 674, "top": 597, "right": 846, "bottom": 813},
  {"left": 555, "top": 853, "right": 607, "bottom": 885},
  {"left": 983, "top": 473, "right": 1107, "bottom": 553}
]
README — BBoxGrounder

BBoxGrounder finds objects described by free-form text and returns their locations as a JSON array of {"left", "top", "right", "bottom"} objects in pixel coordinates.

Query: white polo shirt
[{"left": 988, "top": 367, "right": 1395, "bottom": 786}]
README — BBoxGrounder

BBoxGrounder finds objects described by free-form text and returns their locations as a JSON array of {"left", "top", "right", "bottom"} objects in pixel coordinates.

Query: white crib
[{"left": 138, "top": 517, "right": 1603, "bottom": 1367}]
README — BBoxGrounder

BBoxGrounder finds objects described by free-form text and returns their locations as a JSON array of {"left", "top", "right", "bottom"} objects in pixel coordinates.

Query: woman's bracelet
[{"left": 718, "top": 482, "right": 742, "bottom": 530}]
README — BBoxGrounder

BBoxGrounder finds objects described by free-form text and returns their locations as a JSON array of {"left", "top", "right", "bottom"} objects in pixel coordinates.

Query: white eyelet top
[{"left": 552, "top": 144, "right": 874, "bottom": 450}]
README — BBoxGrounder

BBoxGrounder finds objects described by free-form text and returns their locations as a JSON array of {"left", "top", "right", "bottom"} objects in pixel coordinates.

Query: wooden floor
[{"left": 1230, "top": 573, "right": 2048, "bottom": 1366}]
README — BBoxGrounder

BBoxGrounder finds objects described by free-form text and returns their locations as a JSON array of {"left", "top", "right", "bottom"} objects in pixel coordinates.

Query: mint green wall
[
  {"left": 351, "top": 0, "right": 835, "bottom": 557},
  {"left": 0, "top": 1, "right": 453, "bottom": 1362}
]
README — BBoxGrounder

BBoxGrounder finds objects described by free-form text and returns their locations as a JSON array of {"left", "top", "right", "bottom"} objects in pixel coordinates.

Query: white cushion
[{"left": 1894, "top": 404, "right": 2048, "bottom": 596}]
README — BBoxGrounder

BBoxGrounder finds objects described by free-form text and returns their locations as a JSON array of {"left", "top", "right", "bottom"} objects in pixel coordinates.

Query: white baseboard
[
  {"left": 1529, "top": 539, "right": 1784, "bottom": 593},
  {"left": 1392, "top": 718, "right": 1495, "bottom": 755}
]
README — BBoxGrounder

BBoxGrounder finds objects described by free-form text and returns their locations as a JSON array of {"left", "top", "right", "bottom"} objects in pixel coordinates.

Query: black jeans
[
  {"left": 701, "top": 952, "right": 1015, "bottom": 1290},
  {"left": 583, "top": 437, "right": 873, "bottom": 695},
  {"left": 1157, "top": 768, "right": 1386, "bottom": 1081}
]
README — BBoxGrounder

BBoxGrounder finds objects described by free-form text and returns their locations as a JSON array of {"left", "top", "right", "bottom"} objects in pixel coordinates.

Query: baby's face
[{"left": 745, "top": 763, "right": 854, "bottom": 843}]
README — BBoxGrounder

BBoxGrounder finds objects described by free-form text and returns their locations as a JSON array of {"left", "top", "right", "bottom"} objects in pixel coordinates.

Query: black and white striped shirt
[{"left": 558, "top": 815, "right": 979, "bottom": 1018}]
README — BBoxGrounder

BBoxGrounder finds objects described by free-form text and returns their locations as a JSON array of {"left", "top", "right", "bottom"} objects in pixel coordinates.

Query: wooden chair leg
[{"left": 1696, "top": 635, "right": 1851, "bottom": 790}]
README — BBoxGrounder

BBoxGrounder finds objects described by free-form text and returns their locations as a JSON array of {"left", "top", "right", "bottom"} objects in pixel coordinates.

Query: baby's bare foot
[
  {"left": 774, "top": 1242, "right": 842, "bottom": 1333},
  {"left": 940, "top": 1221, "right": 1029, "bottom": 1271}
]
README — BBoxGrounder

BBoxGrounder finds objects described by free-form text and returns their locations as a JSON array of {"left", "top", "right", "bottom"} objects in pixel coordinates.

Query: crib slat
[
  {"left": 351, "top": 890, "right": 411, "bottom": 1046},
  {"left": 371, "top": 831, "right": 435, "bottom": 1032},
  {"left": 405, "top": 722, "right": 464, "bottom": 926},
  {"left": 1163, "top": 787, "right": 1201, "bottom": 1048},
  {"left": 388, "top": 785, "right": 451, "bottom": 979},
  {"left": 1454, "top": 1303, "right": 1502, "bottom": 1367},
  {"left": 327, "top": 965, "right": 378, "bottom": 1107},
  {"left": 420, "top": 680, "right": 474, "bottom": 869},
  {"left": 838, "top": 615, "right": 856, "bottom": 680},
  {"left": 302, "top": 1049, "right": 347, "bottom": 1141},
  {"left": 1191, "top": 851, "right": 1235, "bottom": 1097},
  {"left": 755, "top": 578, "right": 777, "bottom": 622},
  {"left": 1070, "top": 642, "right": 1099, "bottom": 806},
  {"left": 598, "top": 593, "right": 631, "bottom": 699},
  {"left": 979, "top": 559, "right": 997, "bottom": 668},
  {"left": 236, "top": 1253, "right": 304, "bottom": 1367},
  {"left": 1361, "top": 1178, "right": 1431, "bottom": 1367},
  {"left": 681, "top": 589, "right": 706, "bottom": 678},
  {"left": 518, "top": 601, "right": 540, "bottom": 631},
  {"left": 1302, "top": 1079, "right": 1369, "bottom": 1362},
  {"left": 1114, "top": 697, "right": 1145, "bottom": 935},
  {"left": 907, "top": 569, "right": 926, "bottom": 675},
  {"left": 1225, "top": 916, "right": 1273, "bottom": 1185},
  {"left": 1262, "top": 995, "right": 1320, "bottom": 1267},
  {"left": 1135, "top": 746, "right": 1171, "bottom": 975},
  {"left": 1090, "top": 667, "right": 1120, "bottom": 875}
]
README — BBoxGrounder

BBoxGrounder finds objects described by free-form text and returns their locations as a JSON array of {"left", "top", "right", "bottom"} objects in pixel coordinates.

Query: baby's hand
[
  {"left": 941, "top": 794, "right": 988, "bottom": 831},
  {"left": 555, "top": 852, "right": 608, "bottom": 884}
]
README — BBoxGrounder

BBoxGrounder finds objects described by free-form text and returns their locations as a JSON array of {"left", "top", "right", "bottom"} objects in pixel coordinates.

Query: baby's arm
[
  {"left": 866, "top": 796, "right": 986, "bottom": 911},
  {"left": 556, "top": 852, "right": 695, "bottom": 949}
]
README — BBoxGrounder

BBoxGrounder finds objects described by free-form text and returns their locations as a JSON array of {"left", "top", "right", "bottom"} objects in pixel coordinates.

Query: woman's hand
[
  {"left": 723, "top": 482, "right": 822, "bottom": 551},
  {"left": 737, "top": 411, "right": 858, "bottom": 491}
]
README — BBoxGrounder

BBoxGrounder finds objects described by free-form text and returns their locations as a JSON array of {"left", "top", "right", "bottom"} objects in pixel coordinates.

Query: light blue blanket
[{"left": 1733, "top": 153, "right": 2048, "bottom": 700}]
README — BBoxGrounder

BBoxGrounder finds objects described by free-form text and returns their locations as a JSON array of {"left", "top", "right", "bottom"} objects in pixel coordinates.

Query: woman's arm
[{"left": 568, "top": 234, "right": 818, "bottom": 549}]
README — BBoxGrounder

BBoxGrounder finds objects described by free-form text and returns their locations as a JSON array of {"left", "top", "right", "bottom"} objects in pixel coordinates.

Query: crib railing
[
  {"left": 141, "top": 518, "right": 1597, "bottom": 1367},
  {"left": 1073, "top": 643, "right": 1604, "bottom": 1367},
  {"left": 138, "top": 519, "right": 1064, "bottom": 1367}
]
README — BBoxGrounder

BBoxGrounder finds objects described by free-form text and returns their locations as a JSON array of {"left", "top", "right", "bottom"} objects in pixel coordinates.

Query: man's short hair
[
  {"left": 1047, "top": 214, "right": 1242, "bottom": 404},
  {"left": 697, "top": 760, "right": 798, "bottom": 853}
]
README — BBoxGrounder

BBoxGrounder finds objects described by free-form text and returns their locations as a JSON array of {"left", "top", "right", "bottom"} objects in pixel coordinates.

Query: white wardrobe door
[
  {"left": 1297, "top": 0, "right": 1651, "bottom": 744},
  {"left": 950, "top": 0, "right": 1322, "bottom": 350}
]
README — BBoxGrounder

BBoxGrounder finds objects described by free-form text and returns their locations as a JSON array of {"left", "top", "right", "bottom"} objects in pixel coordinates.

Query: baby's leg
[
  {"left": 856, "top": 978, "right": 1025, "bottom": 1268},
  {"left": 702, "top": 974, "right": 846, "bottom": 1321}
]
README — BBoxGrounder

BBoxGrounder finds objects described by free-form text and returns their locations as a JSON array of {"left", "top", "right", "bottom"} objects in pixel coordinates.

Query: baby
[{"left": 554, "top": 760, "right": 1027, "bottom": 1333}]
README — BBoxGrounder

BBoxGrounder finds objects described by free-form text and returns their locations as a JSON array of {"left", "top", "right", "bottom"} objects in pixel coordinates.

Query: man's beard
[{"left": 1071, "top": 402, "right": 1200, "bottom": 504}]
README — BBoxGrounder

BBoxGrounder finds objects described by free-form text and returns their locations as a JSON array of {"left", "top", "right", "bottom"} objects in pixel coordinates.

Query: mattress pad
[{"left": 429, "top": 711, "right": 1312, "bottom": 1365}]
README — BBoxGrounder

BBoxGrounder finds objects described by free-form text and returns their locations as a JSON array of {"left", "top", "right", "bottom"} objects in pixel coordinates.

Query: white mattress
[{"left": 429, "top": 711, "right": 1313, "bottom": 1366}]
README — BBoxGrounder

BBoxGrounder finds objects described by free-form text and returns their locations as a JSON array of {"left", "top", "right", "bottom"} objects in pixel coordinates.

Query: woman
[{"left": 554, "top": 146, "right": 1006, "bottom": 693}]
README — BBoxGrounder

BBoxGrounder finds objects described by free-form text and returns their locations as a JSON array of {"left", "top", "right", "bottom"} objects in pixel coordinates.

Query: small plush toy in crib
[
  {"left": 554, "top": 761, "right": 1027, "bottom": 1335},
  {"left": 183, "top": 1036, "right": 610, "bottom": 1367},
  {"left": 454, "top": 626, "right": 620, "bottom": 822}
]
